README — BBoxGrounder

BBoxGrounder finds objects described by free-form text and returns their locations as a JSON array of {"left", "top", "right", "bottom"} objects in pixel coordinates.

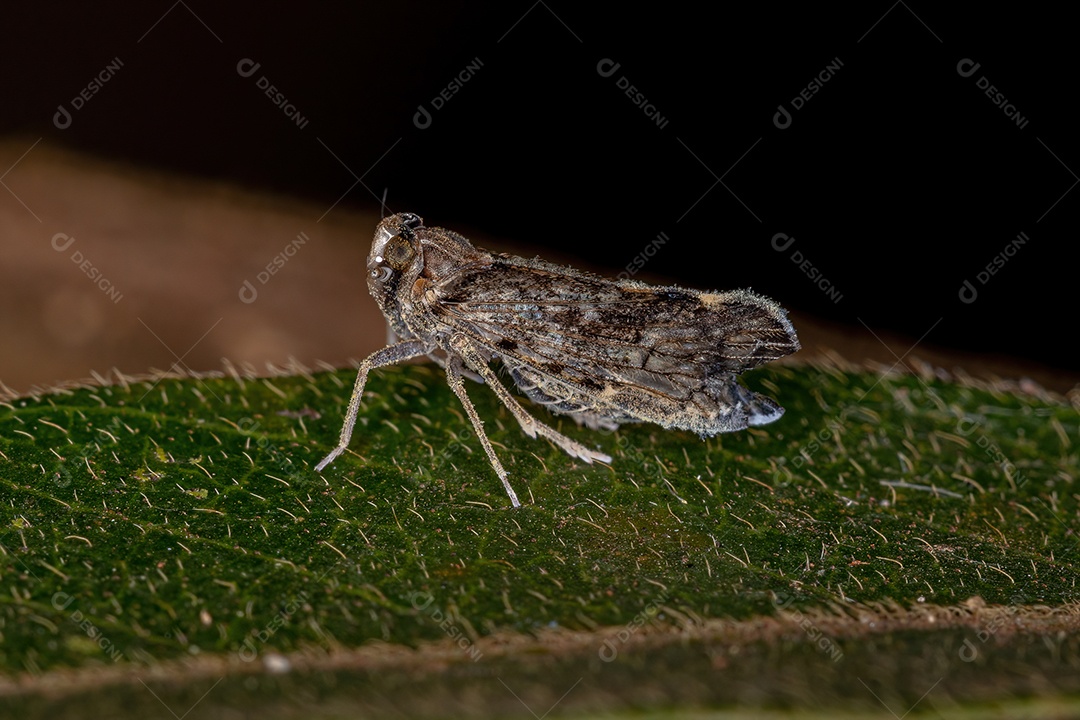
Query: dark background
[{"left": 2, "top": 3, "right": 1076, "bottom": 378}]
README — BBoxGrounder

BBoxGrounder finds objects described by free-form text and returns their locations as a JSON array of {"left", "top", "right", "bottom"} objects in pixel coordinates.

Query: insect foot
[{"left": 315, "top": 213, "right": 799, "bottom": 508}]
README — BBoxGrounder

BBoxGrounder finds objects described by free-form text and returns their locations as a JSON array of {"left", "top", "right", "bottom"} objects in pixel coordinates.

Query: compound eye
[
  {"left": 383, "top": 235, "right": 417, "bottom": 271},
  {"left": 370, "top": 265, "right": 393, "bottom": 282}
]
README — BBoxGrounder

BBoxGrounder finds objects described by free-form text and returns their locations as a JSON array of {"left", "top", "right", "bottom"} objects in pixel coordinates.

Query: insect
[{"left": 315, "top": 213, "right": 799, "bottom": 507}]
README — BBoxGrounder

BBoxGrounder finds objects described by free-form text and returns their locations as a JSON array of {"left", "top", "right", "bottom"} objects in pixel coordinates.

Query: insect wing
[{"left": 432, "top": 258, "right": 798, "bottom": 420}]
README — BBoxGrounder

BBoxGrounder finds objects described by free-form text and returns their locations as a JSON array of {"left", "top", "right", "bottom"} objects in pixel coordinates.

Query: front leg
[{"left": 315, "top": 340, "right": 431, "bottom": 472}]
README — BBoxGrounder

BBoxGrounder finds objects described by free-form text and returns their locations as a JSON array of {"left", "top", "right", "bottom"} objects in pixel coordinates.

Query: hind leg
[{"left": 448, "top": 334, "right": 612, "bottom": 465}]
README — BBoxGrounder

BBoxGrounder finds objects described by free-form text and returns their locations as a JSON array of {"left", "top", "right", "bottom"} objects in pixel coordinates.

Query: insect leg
[
  {"left": 315, "top": 340, "right": 431, "bottom": 472},
  {"left": 443, "top": 352, "right": 522, "bottom": 508},
  {"left": 448, "top": 334, "right": 613, "bottom": 466},
  {"left": 425, "top": 351, "right": 486, "bottom": 384}
]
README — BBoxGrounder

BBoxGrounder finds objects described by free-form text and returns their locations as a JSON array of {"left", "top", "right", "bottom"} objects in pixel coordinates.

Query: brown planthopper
[{"left": 315, "top": 213, "right": 799, "bottom": 507}]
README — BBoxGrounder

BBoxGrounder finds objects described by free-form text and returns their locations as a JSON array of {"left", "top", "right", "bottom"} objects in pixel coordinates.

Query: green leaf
[{"left": 1, "top": 362, "right": 1077, "bottom": 716}]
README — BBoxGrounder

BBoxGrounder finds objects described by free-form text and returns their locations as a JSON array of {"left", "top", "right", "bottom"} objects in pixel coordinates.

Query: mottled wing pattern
[{"left": 431, "top": 257, "right": 799, "bottom": 436}]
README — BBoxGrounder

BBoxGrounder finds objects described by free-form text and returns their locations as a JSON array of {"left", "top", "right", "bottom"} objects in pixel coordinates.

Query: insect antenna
[{"left": 379, "top": 188, "right": 390, "bottom": 219}]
